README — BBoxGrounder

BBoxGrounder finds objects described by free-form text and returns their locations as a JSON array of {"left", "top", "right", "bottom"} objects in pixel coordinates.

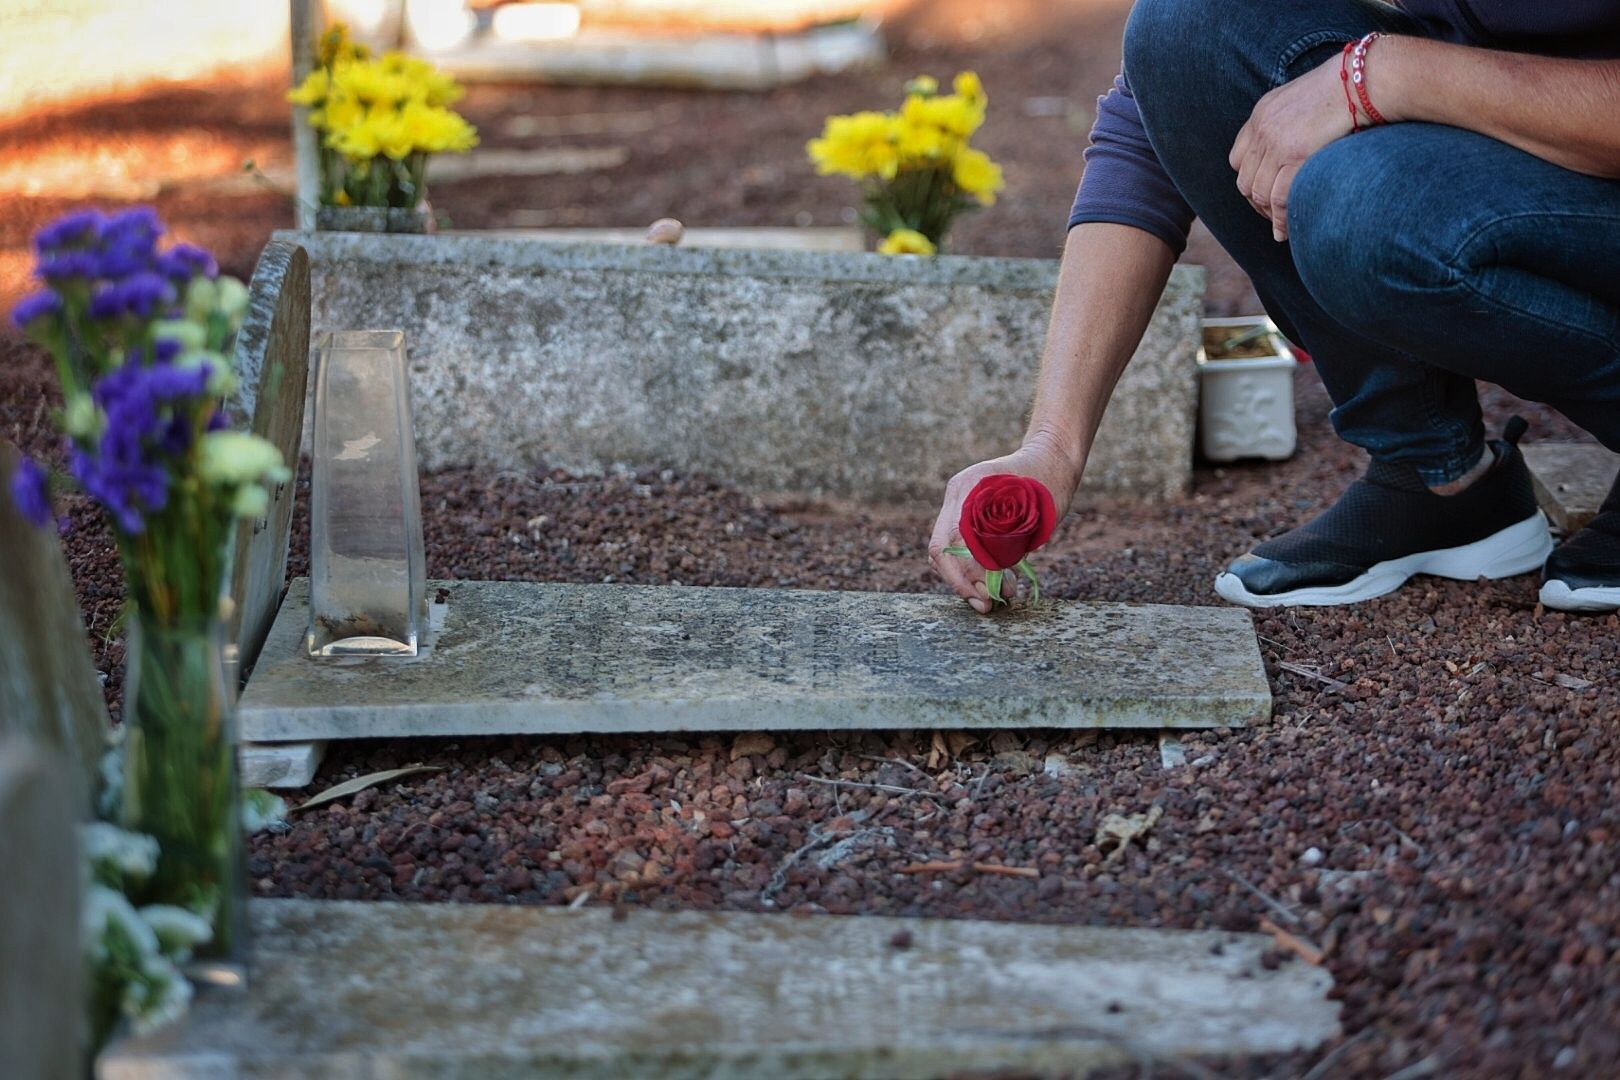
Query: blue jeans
[{"left": 1124, "top": 0, "right": 1620, "bottom": 484}]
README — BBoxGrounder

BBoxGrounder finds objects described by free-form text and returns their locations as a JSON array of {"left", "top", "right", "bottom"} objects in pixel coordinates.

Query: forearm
[
  {"left": 1375, "top": 36, "right": 1620, "bottom": 178},
  {"left": 1025, "top": 222, "right": 1177, "bottom": 483}
]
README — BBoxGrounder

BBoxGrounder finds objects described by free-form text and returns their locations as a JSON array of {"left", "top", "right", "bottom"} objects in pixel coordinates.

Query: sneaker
[
  {"left": 1540, "top": 470, "right": 1620, "bottom": 613},
  {"left": 1214, "top": 418, "right": 1553, "bottom": 608}
]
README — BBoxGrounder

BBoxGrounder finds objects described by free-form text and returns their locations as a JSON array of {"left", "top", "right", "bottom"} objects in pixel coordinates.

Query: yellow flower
[
  {"left": 807, "top": 111, "right": 901, "bottom": 180},
  {"left": 379, "top": 52, "right": 465, "bottom": 107},
  {"left": 951, "top": 146, "right": 1004, "bottom": 205},
  {"left": 287, "top": 68, "right": 329, "bottom": 108},
  {"left": 317, "top": 23, "right": 370, "bottom": 66},
  {"left": 894, "top": 112, "right": 949, "bottom": 162},
  {"left": 954, "top": 70, "right": 986, "bottom": 108},
  {"left": 314, "top": 90, "right": 364, "bottom": 135},
  {"left": 400, "top": 101, "right": 478, "bottom": 154},
  {"left": 332, "top": 59, "right": 414, "bottom": 108},
  {"left": 901, "top": 92, "right": 982, "bottom": 140},
  {"left": 878, "top": 228, "right": 936, "bottom": 256}
]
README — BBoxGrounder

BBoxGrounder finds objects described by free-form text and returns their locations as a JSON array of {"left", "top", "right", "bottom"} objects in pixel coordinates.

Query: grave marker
[
  {"left": 0, "top": 739, "right": 83, "bottom": 1080},
  {"left": 222, "top": 240, "right": 325, "bottom": 790},
  {"left": 227, "top": 240, "right": 311, "bottom": 684},
  {"left": 0, "top": 439, "right": 110, "bottom": 798},
  {"left": 239, "top": 578, "right": 1270, "bottom": 750},
  {"left": 101, "top": 899, "right": 1339, "bottom": 1078}
]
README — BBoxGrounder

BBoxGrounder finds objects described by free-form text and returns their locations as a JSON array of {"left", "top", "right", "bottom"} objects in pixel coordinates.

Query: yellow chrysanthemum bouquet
[
  {"left": 808, "top": 72, "right": 1004, "bottom": 255},
  {"left": 288, "top": 25, "right": 478, "bottom": 210}
]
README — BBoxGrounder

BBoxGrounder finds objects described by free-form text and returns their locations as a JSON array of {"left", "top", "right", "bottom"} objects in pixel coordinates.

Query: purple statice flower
[
  {"left": 155, "top": 243, "right": 218, "bottom": 285},
  {"left": 75, "top": 356, "right": 211, "bottom": 534},
  {"left": 9, "top": 457, "right": 52, "bottom": 527},
  {"left": 87, "top": 272, "right": 176, "bottom": 322},
  {"left": 10, "top": 289, "right": 62, "bottom": 331},
  {"left": 38, "top": 250, "right": 102, "bottom": 284},
  {"left": 207, "top": 408, "right": 232, "bottom": 433},
  {"left": 34, "top": 209, "right": 106, "bottom": 256},
  {"left": 95, "top": 207, "right": 164, "bottom": 278}
]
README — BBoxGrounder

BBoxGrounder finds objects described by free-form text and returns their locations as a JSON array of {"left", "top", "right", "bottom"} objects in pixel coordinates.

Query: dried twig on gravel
[
  {"left": 1260, "top": 916, "right": 1325, "bottom": 965},
  {"left": 1224, "top": 868, "right": 1302, "bottom": 927},
  {"left": 854, "top": 753, "right": 928, "bottom": 777},
  {"left": 899, "top": 860, "right": 964, "bottom": 874},
  {"left": 799, "top": 775, "right": 935, "bottom": 799},
  {"left": 1276, "top": 661, "right": 1352, "bottom": 694},
  {"left": 972, "top": 863, "right": 1039, "bottom": 879}
]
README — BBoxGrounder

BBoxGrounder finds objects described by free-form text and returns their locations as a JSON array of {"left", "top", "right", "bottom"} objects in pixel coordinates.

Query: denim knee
[{"left": 1288, "top": 134, "right": 1451, "bottom": 337}]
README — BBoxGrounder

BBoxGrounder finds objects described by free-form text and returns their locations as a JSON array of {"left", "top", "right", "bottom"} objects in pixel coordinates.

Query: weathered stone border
[{"left": 277, "top": 231, "right": 1203, "bottom": 504}]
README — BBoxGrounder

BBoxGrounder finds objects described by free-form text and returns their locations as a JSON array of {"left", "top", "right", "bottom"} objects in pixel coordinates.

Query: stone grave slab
[
  {"left": 0, "top": 440, "right": 109, "bottom": 800},
  {"left": 239, "top": 578, "right": 1270, "bottom": 746},
  {"left": 0, "top": 739, "right": 83, "bottom": 1080},
  {"left": 1524, "top": 443, "right": 1619, "bottom": 534},
  {"left": 101, "top": 899, "right": 1339, "bottom": 1079}
]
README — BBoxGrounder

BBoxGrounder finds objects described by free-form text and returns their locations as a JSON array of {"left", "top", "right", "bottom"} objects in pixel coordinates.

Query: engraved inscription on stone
[{"left": 240, "top": 579, "right": 1272, "bottom": 741}]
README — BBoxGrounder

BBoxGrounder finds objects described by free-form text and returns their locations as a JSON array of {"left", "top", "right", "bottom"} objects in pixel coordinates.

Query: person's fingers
[
  {"left": 1228, "top": 117, "right": 1253, "bottom": 175},
  {"left": 1268, "top": 163, "right": 1299, "bottom": 241},
  {"left": 930, "top": 517, "right": 991, "bottom": 612}
]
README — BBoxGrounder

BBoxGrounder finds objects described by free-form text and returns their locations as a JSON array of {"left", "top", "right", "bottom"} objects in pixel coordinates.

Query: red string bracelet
[
  {"left": 1351, "top": 31, "right": 1388, "bottom": 126},
  {"left": 1339, "top": 40, "right": 1361, "bottom": 133}
]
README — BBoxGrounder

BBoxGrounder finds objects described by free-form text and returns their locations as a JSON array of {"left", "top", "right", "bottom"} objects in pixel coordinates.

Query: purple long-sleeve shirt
[{"left": 1069, "top": 1, "right": 1620, "bottom": 253}]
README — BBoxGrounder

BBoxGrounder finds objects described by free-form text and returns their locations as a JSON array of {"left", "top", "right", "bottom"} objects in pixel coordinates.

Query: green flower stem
[
  {"left": 122, "top": 611, "right": 243, "bottom": 966},
  {"left": 1015, "top": 558, "right": 1041, "bottom": 602}
]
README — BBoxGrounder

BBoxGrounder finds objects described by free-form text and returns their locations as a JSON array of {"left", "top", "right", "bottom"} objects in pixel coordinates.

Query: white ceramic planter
[{"left": 1198, "top": 315, "right": 1297, "bottom": 463}]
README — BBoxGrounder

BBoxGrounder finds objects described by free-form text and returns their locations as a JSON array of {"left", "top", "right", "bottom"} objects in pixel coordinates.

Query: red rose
[{"left": 958, "top": 474, "right": 1057, "bottom": 571}]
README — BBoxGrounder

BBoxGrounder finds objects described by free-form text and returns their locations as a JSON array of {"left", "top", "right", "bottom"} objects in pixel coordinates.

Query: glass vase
[
  {"left": 307, "top": 330, "right": 428, "bottom": 657},
  {"left": 121, "top": 610, "right": 246, "bottom": 984}
]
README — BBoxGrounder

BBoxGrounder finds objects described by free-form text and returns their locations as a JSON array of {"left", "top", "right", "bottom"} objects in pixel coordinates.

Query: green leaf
[
  {"left": 1016, "top": 559, "right": 1041, "bottom": 603},
  {"left": 290, "top": 766, "right": 444, "bottom": 815},
  {"left": 942, "top": 545, "right": 972, "bottom": 558},
  {"left": 985, "top": 569, "right": 1006, "bottom": 606}
]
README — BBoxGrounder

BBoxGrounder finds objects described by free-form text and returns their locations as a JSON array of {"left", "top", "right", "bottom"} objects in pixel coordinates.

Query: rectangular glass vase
[{"left": 307, "top": 330, "right": 428, "bottom": 657}]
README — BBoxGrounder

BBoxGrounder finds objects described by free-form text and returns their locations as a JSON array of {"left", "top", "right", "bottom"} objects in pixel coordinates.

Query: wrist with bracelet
[{"left": 1339, "top": 31, "right": 1389, "bottom": 132}]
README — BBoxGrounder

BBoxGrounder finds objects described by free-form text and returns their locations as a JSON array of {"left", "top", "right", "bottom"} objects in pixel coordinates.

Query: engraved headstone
[
  {"left": 227, "top": 240, "right": 311, "bottom": 683},
  {"left": 305, "top": 331, "right": 428, "bottom": 657},
  {"left": 0, "top": 440, "right": 109, "bottom": 798},
  {"left": 0, "top": 738, "right": 83, "bottom": 1080},
  {"left": 240, "top": 578, "right": 1271, "bottom": 745},
  {"left": 1524, "top": 443, "right": 1620, "bottom": 535},
  {"left": 100, "top": 900, "right": 1339, "bottom": 1078}
]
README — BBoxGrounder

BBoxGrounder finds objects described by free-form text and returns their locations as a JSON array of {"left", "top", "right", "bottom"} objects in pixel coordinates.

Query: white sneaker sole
[
  {"left": 1539, "top": 579, "right": 1620, "bottom": 613},
  {"left": 1214, "top": 510, "right": 1554, "bottom": 609}
]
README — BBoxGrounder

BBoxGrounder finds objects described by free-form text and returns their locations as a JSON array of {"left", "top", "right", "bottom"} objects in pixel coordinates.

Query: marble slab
[
  {"left": 100, "top": 899, "right": 1338, "bottom": 1079},
  {"left": 238, "top": 578, "right": 1270, "bottom": 742},
  {"left": 1524, "top": 443, "right": 1619, "bottom": 534}
]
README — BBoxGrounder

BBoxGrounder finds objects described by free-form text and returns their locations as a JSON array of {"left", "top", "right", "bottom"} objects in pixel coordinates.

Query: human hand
[
  {"left": 928, "top": 434, "right": 1080, "bottom": 613},
  {"left": 1229, "top": 51, "right": 1360, "bottom": 242}
]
